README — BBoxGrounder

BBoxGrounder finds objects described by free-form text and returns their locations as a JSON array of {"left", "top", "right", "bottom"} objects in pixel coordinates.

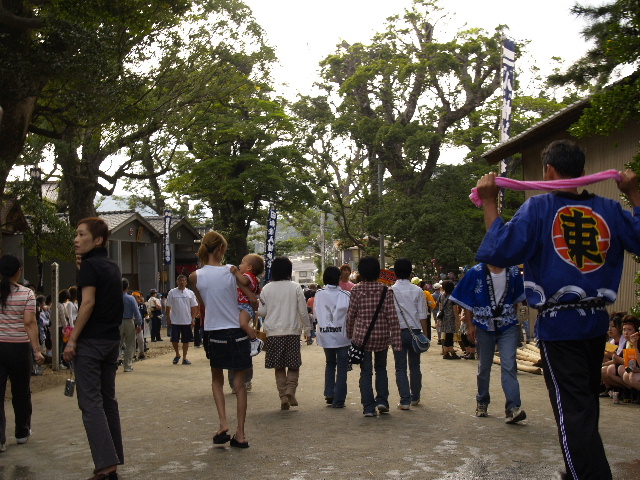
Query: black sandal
[
  {"left": 213, "top": 432, "right": 231, "bottom": 444},
  {"left": 230, "top": 435, "right": 249, "bottom": 449}
]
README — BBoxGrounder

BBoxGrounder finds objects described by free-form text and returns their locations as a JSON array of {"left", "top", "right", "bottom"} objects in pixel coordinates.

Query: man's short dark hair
[
  {"left": 541, "top": 140, "right": 585, "bottom": 179},
  {"left": 122, "top": 278, "right": 129, "bottom": 291},
  {"left": 271, "top": 256, "right": 292, "bottom": 281},
  {"left": 77, "top": 217, "right": 110, "bottom": 247},
  {"left": 442, "top": 280, "right": 454, "bottom": 294},
  {"left": 358, "top": 256, "right": 380, "bottom": 282},
  {"left": 323, "top": 266, "right": 341, "bottom": 286},
  {"left": 394, "top": 258, "right": 412, "bottom": 280}
]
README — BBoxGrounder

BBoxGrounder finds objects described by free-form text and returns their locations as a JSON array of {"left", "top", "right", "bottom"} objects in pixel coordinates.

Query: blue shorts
[
  {"left": 170, "top": 324, "right": 194, "bottom": 343},
  {"left": 208, "top": 328, "right": 252, "bottom": 371},
  {"left": 238, "top": 303, "right": 255, "bottom": 319}
]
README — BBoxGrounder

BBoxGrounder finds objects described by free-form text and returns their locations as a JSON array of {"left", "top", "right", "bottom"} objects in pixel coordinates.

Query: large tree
[
  {"left": 0, "top": 0, "right": 193, "bottom": 203},
  {"left": 318, "top": 0, "right": 504, "bottom": 196},
  {"left": 165, "top": 54, "right": 315, "bottom": 264}
]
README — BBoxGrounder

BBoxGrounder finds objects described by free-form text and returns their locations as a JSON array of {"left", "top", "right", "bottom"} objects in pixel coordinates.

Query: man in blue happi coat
[
  {"left": 474, "top": 139, "right": 640, "bottom": 480},
  {"left": 451, "top": 263, "right": 526, "bottom": 423}
]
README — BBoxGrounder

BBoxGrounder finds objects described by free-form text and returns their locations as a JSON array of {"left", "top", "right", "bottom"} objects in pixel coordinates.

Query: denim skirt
[{"left": 208, "top": 328, "right": 252, "bottom": 371}]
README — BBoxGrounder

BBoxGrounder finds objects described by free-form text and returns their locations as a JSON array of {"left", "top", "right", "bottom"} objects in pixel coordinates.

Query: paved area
[{"left": 1, "top": 342, "right": 639, "bottom": 480}]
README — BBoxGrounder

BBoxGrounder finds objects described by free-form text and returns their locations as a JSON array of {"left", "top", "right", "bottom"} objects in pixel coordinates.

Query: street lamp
[{"left": 29, "top": 167, "right": 43, "bottom": 293}]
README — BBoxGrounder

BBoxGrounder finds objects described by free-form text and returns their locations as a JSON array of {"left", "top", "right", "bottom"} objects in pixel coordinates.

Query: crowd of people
[{"left": 1, "top": 140, "right": 640, "bottom": 480}]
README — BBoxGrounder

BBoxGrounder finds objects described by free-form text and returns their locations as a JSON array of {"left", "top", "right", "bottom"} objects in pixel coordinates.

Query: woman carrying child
[{"left": 189, "top": 231, "right": 252, "bottom": 448}]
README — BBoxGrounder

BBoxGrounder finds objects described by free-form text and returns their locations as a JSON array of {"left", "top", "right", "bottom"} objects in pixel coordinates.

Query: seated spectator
[
  {"left": 621, "top": 331, "right": 640, "bottom": 402},
  {"left": 603, "top": 315, "right": 639, "bottom": 403},
  {"left": 601, "top": 313, "right": 625, "bottom": 396}
]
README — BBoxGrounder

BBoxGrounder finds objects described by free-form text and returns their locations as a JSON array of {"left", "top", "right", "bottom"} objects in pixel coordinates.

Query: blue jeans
[
  {"left": 323, "top": 346, "right": 349, "bottom": 407},
  {"left": 475, "top": 325, "right": 521, "bottom": 411},
  {"left": 359, "top": 349, "right": 389, "bottom": 414},
  {"left": 393, "top": 329, "right": 422, "bottom": 405}
]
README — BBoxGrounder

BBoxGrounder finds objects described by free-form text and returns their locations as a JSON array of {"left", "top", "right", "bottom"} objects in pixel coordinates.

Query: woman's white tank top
[{"left": 196, "top": 265, "right": 240, "bottom": 331}]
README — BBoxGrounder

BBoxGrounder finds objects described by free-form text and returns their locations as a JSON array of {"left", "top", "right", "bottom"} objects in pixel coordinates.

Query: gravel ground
[{"left": 2, "top": 339, "right": 639, "bottom": 480}]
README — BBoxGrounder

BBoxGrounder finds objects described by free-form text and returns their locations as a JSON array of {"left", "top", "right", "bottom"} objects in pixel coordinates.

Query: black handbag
[{"left": 348, "top": 286, "right": 388, "bottom": 365}]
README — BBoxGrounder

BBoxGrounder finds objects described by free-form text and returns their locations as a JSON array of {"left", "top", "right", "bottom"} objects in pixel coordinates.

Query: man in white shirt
[
  {"left": 391, "top": 258, "right": 429, "bottom": 410},
  {"left": 166, "top": 275, "right": 199, "bottom": 365}
]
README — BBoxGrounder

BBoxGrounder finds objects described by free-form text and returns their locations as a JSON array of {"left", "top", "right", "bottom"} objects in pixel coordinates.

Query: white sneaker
[
  {"left": 250, "top": 338, "right": 264, "bottom": 357},
  {"left": 410, "top": 399, "right": 420, "bottom": 406},
  {"left": 397, "top": 404, "right": 410, "bottom": 410},
  {"left": 0, "top": 443, "right": 6, "bottom": 452},
  {"left": 59, "top": 363, "right": 68, "bottom": 370},
  {"left": 17, "top": 429, "right": 31, "bottom": 444}
]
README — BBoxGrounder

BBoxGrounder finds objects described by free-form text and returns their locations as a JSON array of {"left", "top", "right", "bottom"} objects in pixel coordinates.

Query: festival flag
[
  {"left": 264, "top": 205, "right": 277, "bottom": 282},
  {"left": 163, "top": 209, "right": 172, "bottom": 265},
  {"left": 499, "top": 37, "right": 516, "bottom": 212}
]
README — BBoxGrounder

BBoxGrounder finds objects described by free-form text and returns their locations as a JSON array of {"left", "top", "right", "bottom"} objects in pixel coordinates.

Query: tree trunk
[
  {"left": 56, "top": 136, "right": 98, "bottom": 226},
  {"left": 0, "top": 95, "right": 37, "bottom": 196}
]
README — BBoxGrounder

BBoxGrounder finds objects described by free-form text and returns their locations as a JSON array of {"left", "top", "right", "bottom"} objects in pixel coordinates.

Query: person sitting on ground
[
  {"left": 601, "top": 312, "right": 625, "bottom": 396},
  {"left": 230, "top": 253, "right": 264, "bottom": 357},
  {"left": 314, "top": 266, "right": 351, "bottom": 408},
  {"left": 622, "top": 330, "right": 640, "bottom": 400},
  {"left": 605, "top": 315, "right": 640, "bottom": 403}
]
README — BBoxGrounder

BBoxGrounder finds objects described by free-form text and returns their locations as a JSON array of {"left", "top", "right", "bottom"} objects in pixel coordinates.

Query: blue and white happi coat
[{"left": 451, "top": 263, "right": 525, "bottom": 333}]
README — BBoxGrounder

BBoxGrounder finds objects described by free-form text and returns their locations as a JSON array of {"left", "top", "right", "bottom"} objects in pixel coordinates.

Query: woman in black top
[{"left": 63, "top": 218, "right": 124, "bottom": 480}]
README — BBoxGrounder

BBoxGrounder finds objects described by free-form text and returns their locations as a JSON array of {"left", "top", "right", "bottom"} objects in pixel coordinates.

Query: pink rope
[{"left": 469, "top": 169, "right": 623, "bottom": 207}]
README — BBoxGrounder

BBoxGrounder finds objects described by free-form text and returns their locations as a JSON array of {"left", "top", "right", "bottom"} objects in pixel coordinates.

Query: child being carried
[{"left": 231, "top": 254, "right": 265, "bottom": 356}]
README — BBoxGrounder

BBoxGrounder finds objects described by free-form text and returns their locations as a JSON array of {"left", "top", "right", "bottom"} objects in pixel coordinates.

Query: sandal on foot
[
  {"left": 230, "top": 435, "right": 249, "bottom": 449},
  {"left": 182, "top": 359, "right": 191, "bottom": 365},
  {"left": 172, "top": 356, "right": 181, "bottom": 364},
  {"left": 213, "top": 432, "right": 231, "bottom": 444}
]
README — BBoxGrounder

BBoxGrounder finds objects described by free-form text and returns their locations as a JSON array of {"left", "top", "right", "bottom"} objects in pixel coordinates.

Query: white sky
[
  {"left": 244, "top": 0, "right": 594, "bottom": 100},
  {"left": 243, "top": 0, "right": 596, "bottom": 164}
]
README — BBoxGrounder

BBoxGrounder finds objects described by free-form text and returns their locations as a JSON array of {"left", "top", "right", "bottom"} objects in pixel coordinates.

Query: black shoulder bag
[{"left": 348, "top": 286, "right": 388, "bottom": 365}]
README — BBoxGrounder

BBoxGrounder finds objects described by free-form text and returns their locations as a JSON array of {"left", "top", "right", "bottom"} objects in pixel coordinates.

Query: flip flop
[
  {"left": 172, "top": 356, "right": 181, "bottom": 364},
  {"left": 230, "top": 435, "right": 249, "bottom": 449},
  {"left": 182, "top": 359, "right": 191, "bottom": 365},
  {"left": 213, "top": 432, "right": 231, "bottom": 444}
]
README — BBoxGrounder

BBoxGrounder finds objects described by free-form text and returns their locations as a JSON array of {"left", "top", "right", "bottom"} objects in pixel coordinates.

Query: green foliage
[
  {"left": 317, "top": 0, "right": 504, "bottom": 194},
  {"left": 548, "top": 0, "right": 640, "bottom": 138},
  {"left": 5, "top": 181, "right": 75, "bottom": 262}
]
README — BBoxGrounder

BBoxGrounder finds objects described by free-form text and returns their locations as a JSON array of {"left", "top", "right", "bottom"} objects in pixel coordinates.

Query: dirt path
[{"left": 1, "top": 341, "right": 639, "bottom": 480}]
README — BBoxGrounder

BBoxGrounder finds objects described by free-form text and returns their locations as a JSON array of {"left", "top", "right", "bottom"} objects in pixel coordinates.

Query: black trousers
[
  {"left": 75, "top": 338, "right": 123, "bottom": 471},
  {"left": 193, "top": 318, "right": 202, "bottom": 347},
  {"left": 539, "top": 335, "right": 611, "bottom": 480},
  {"left": 150, "top": 313, "right": 162, "bottom": 341},
  {"left": 0, "top": 342, "right": 32, "bottom": 444}
]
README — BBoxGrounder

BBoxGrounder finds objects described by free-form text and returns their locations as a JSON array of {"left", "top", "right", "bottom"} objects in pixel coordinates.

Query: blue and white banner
[
  {"left": 500, "top": 37, "right": 516, "bottom": 145},
  {"left": 163, "top": 209, "right": 172, "bottom": 265},
  {"left": 264, "top": 205, "right": 277, "bottom": 282},
  {"left": 499, "top": 37, "right": 516, "bottom": 212}
]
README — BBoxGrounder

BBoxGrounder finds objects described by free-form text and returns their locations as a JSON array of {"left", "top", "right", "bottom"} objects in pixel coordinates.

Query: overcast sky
[
  {"left": 244, "top": 0, "right": 594, "bottom": 98},
  {"left": 240, "top": 0, "right": 595, "bottom": 164}
]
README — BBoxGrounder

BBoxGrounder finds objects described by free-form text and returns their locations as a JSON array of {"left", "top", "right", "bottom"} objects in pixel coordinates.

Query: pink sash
[{"left": 469, "top": 170, "right": 622, "bottom": 207}]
